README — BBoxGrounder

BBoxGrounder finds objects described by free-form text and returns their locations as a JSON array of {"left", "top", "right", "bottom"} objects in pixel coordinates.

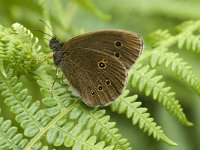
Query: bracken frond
[
  {"left": 128, "top": 63, "right": 192, "bottom": 126},
  {"left": 110, "top": 90, "right": 177, "bottom": 146},
  {"left": 147, "top": 29, "right": 172, "bottom": 48},
  {"left": 0, "top": 23, "right": 40, "bottom": 75},
  {"left": 150, "top": 51, "right": 200, "bottom": 95},
  {"left": 177, "top": 33, "right": 200, "bottom": 53},
  {"left": 0, "top": 115, "right": 28, "bottom": 149},
  {"left": 0, "top": 68, "right": 116, "bottom": 150},
  {"left": 0, "top": 69, "right": 51, "bottom": 138},
  {"left": 35, "top": 70, "right": 132, "bottom": 150}
]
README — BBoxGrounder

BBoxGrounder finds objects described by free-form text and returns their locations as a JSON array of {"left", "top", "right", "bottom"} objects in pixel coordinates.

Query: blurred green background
[{"left": 0, "top": 0, "right": 200, "bottom": 150}]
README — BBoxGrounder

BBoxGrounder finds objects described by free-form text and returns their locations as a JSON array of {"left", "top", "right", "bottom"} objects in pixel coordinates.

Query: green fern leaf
[
  {"left": 110, "top": 90, "right": 177, "bottom": 146},
  {"left": 0, "top": 23, "right": 40, "bottom": 75},
  {"left": 0, "top": 115, "right": 28, "bottom": 149},
  {"left": 36, "top": 71, "right": 132, "bottom": 150},
  {"left": 147, "top": 29, "right": 172, "bottom": 48},
  {"left": 129, "top": 63, "right": 192, "bottom": 126},
  {"left": 150, "top": 51, "right": 200, "bottom": 95},
  {"left": 176, "top": 21, "right": 199, "bottom": 33},
  {"left": 0, "top": 69, "right": 51, "bottom": 138},
  {"left": 177, "top": 33, "right": 200, "bottom": 53}
]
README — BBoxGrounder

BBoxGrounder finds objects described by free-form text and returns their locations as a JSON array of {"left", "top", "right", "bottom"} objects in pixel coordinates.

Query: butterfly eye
[
  {"left": 115, "top": 41, "right": 122, "bottom": 47},
  {"left": 114, "top": 52, "right": 121, "bottom": 58},
  {"left": 105, "top": 80, "right": 111, "bottom": 85},
  {"left": 98, "top": 85, "right": 103, "bottom": 91},
  {"left": 98, "top": 61, "right": 106, "bottom": 69}
]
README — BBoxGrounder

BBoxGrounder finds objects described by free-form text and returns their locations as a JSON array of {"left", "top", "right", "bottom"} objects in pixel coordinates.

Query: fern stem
[{"left": 24, "top": 101, "right": 80, "bottom": 150}]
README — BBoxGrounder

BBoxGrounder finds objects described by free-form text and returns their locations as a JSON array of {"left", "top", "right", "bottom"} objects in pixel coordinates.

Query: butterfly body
[{"left": 50, "top": 30, "right": 143, "bottom": 107}]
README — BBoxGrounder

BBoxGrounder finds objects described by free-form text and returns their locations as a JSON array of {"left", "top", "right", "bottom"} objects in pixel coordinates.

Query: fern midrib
[
  {"left": 24, "top": 101, "right": 80, "bottom": 150},
  {"left": 80, "top": 106, "right": 128, "bottom": 150}
]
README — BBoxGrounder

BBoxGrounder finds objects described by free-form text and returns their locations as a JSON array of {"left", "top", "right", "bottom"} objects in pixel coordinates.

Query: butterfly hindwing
[{"left": 59, "top": 47, "right": 127, "bottom": 106}]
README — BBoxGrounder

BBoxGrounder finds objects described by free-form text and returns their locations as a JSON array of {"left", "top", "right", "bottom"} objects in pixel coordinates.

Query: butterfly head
[{"left": 49, "top": 37, "right": 63, "bottom": 51}]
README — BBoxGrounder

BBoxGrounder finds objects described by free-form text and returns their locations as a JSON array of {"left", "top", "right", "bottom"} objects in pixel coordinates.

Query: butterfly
[{"left": 49, "top": 30, "right": 143, "bottom": 107}]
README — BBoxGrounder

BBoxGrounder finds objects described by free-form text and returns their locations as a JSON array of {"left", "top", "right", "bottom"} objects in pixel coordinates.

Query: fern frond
[
  {"left": 0, "top": 68, "right": 115, "bottom": 150},
  {"left": 81, "top": 109, "right": 131, "bottom": 150},
  {"left": 129, "top": 63, "right": 192, "bottom": 126},
  {"left": 35, "top": 71, "right": 132, "bottom": 150},
  {"left": 147, "top": 29, "right": 172, "bottom": 48},
  {"left": 150, "top": 51, "right": 200, "bottom": 95},
  {"left": 0, "top": 117, "right": 28, "bottom": 149},
  {"left": 0, "top": 69, "right": 51, "bottom": 138},
  {"left": 110, "top": 90, "right": 177, "bottom": 146},
  {"left": 176, "top": 21, "right": 199, "bottom": 33},
  {"left": 27, "top": 108, "right": 114, "bottom": 150},
  {"left": 177, "top": 33, "right": 200, "bottom": 53},
  {"left": 0, "top": 23, "right": 41, "bottom": 75}
]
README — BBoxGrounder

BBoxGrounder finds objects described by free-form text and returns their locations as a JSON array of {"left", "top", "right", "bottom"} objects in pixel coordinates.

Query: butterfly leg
[
  {"left": 61, "top": 75, "right": 65, "bottom": 85},
  {"left": 51, "top": 67, "right": 59, "bottom": 96}
]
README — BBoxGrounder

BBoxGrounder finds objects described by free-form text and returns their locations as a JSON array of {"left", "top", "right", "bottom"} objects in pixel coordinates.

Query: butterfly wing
[
  {"left": 65, "top": 30, "right": 144, "bottom": 69},
  {"left": 60, "top": 47, "right": 127, "bottom": 107}
]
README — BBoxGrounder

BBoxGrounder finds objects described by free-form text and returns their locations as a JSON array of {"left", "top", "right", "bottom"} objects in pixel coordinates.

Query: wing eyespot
[
  {"left": 91, "top": 90, "right": 95, "bottom": 95},
  {"left": 114, "top": 52, "right": 121, "bottom": 58},
  {"left": 105, "top": 80, "right": 111, "bottom": 85},
  {"left": 115, "top": 41, "right": 122, "bottom": 47},
  {"left": 98, "top": 61, "right": 106, "bottom": 69},
  {"left": 98, "top": 85, "right": 103, "bottom": 91}
]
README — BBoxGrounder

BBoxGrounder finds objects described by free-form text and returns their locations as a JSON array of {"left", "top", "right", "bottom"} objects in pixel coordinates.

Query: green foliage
[
  {"left": 0, "top": 0, "right": 200, "bottom": 149},
  {"left": 0, "top": 113, "right": 29, "bottom": 149},
  {"left": 0, "top": 23, "right": 40, "bottom": 75},
  {"left": 110, "top": 90, "right": 177, "bottom": 146},
  {"left": 150, "top": 51, "right": 200, "bottom": 95},
  {"left": 36, "top": 72, "right": 130, "bottom": 150},
  {"left": 129, "top": 64, "right": 192, "bottom": 126}
]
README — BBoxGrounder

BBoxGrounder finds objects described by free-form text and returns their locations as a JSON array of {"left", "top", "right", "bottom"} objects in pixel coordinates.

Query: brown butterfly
[{"left": 49, "top": 30, "right": 144, "bottom": 107}]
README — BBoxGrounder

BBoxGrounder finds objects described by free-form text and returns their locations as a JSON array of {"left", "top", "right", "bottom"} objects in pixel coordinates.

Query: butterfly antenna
[
  {"left": 39, "top": 19, "right": 57, "bottom": 37},
  {"left": 34, "top": 29, "right": 53, "bottom": 38}
]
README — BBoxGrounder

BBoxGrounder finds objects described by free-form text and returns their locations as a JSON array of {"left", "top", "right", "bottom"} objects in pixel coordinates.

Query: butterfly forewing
[
  {"left": 64, "top": 30, "right": 144, "bottom": 69},
  {"left": 60, "top": 47, "right": 127, "bottom": 106}
]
